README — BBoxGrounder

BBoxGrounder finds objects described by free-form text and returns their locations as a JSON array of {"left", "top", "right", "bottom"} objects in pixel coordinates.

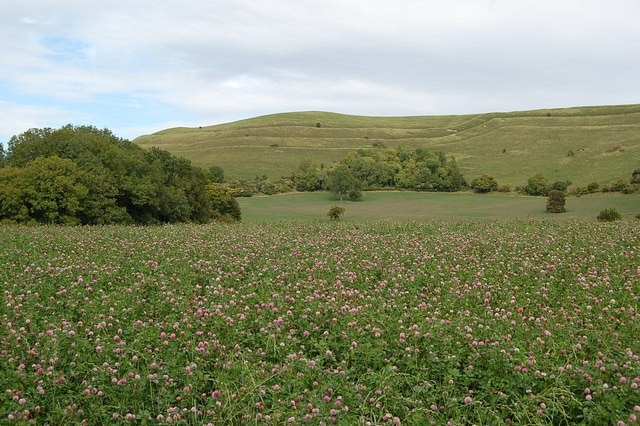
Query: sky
[{"left": 1, "top": 0, "right": 639, "bottom": 144}]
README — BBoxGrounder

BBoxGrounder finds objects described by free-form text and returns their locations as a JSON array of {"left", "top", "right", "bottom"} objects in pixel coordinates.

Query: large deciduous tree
[
  {"left": 326, "top": 164, "right": 362, "bottom": 201},
  {"left": 1, "top": 125, "right": 239, "bottom": 224}
]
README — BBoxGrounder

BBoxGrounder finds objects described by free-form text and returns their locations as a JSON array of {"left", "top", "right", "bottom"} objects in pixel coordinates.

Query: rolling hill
[{"left": 134, "top": 104, "right": 640, "bottom": 187}]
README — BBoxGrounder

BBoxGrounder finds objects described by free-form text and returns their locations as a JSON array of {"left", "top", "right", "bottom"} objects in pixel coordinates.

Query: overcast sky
[{"left": 1, "top": 0, "right": 639, "bottom": 143}]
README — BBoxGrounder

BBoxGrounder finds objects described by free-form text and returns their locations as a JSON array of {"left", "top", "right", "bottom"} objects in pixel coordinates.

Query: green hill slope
[{"left": 134, "top": 104, "right": 640, "bottom": 186}]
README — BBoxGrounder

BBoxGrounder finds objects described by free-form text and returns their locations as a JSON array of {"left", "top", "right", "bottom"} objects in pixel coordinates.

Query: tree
[
  {"left": 327, "top": 205, "right": 345, "bottom": 221},
  {"left": 546, "top": 190, "right": 566, "bottom": 213},
  {"left": 209, "top": 165, "right": 225, "bottom": 183},
  {"left": 470, "top": 174, "right": 498, "bottom": 193},
  {"left": 2, "top": 125, "right": 239, "bottom": 224},
  {"left": 0, "top": 156, "right": 88, "bottom": 224},
  {"left": 326, "top": 164, "right": 362, "bottom": 201},
  {"left": 292, "top": 159, "right": 322, "bottom": 191},
  {"left": 206, "top": 184, "right": 241, "bottom": 222},
  {"left": 525, "top": 174, "right": 551, "bottom": 196}
]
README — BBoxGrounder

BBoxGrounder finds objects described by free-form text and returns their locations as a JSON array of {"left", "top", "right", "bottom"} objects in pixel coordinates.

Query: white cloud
[
  {"left": 0, "top": 101, "right": 79, "bottom": 142},
  {"left": 1, "top": 0, "right": 639, "bottom": 141}
]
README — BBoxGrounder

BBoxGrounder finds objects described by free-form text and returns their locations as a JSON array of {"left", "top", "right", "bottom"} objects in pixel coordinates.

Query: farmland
[{"left": 1, "top": 219, "right": 639, "bottom": 424}]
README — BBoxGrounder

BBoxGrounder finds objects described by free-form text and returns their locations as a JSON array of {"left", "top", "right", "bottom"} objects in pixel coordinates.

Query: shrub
[
  {"left": 470, "top": 174, "right": 498, "bottom": 193},
  {"left": 551, "top": 180, "right": 572, "bottom": 192},
  {"left": 586, "top": 182, "right": 600, "bottom": 193},
  {"left": 327, "top": 205, "right": 345, "bottom": 221},
  {"left": 497, "top": 184, "right": 511, "bottom": 193},
  {"left": 597, "top": 208, "right": 622, "bottom": 222},
  {"left": 525, "top": 174, "right": 550, "bottom": 196},
  {"left": 546, "top": 190, "right": 566, "bottom": 213},
  {"left": 610, "top": 180, "right": 627, "bottom": 192}
]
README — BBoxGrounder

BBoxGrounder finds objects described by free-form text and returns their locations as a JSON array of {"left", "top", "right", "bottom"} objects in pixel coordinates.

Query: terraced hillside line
[{"left": 135, "top": 105, "right": 640, "bottom": 185}]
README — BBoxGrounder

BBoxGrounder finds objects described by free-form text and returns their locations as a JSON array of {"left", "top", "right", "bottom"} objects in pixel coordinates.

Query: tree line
[
  {"left": 220, "top": 149, "right": 638, "bottom": 201},
  {"left": 0, "top": 125, "right": 240, "bottom": 225},
  {"left": 225, "top": 147, "right": 467, "bottom": 200}
]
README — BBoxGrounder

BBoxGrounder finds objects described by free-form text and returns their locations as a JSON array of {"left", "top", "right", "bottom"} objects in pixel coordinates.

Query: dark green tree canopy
[
  {"left": 525, "top": 174, "right": 551, "bottom": 196},
  {"left": 470, "top": 174, "right": 499, "bottom": 193},
  {"left": 1, "top": 125, "right": 239, "bottom": 225},
  {"left": 546, "top": 190, "right": 567, "bottom": 213}
]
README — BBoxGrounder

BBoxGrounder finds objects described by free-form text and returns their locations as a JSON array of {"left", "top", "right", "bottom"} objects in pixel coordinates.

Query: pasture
[
  {"left": 238, "top": 191, "right": 640, "bottom": 223},
  {"left": 1, "top": 219, "right": 639, "bottom": 424}
]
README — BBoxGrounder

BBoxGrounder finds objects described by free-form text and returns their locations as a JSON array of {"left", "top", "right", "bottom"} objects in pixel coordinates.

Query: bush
[
  {"left": 551, "top": 180, "right": 572, "bottom": 192},
  {"left": 610, "top": 180, "right": 628, "bottom": 192},
  {"left": 586, "top": 182, "right": 600, "bottom": 193},
  {"left": 597, "top": 208, "right": 622, "bottom": 222},
  {"left": 525, "top": 174, "right": 550, "bottom": 196},
  {"left": 546, "top": 190, "right": 566, "bottom": 213},
  {"left": 470, "top": 174, "right": 498, "bottom": 193},
  {"left": 327, "top": 205, "right": 345, "bottom": 221}
]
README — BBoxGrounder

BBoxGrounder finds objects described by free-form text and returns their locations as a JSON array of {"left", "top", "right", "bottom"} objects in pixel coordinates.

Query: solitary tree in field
[
  {"left": 327, "top": 205, "right": 345, "bottom": 221},
  {"left": 546, "top": 190, "right": 566, "bottom": 213}
]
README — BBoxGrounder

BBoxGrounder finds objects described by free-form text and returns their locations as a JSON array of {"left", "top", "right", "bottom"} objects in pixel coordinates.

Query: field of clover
[{"left": 1, "top": 219, "right": 639, "bottom": 425}]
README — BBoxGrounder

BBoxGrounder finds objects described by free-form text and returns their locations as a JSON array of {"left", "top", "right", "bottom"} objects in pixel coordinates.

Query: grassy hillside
[{"left": 134, "top": 104, "right": 640, "bottom": 186}]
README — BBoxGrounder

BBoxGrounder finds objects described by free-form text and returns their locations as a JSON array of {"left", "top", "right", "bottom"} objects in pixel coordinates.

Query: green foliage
[
  {"left": 0, "top": 156, "right": 88, "bottom": 224},
  {"left": 586, "top": 182, "right": 600, "bottom": 193},
  {"left": 546, "top": 190, "right": 567, "bottom": 213},
  {"left": 1, "top": 125, "right": 238, "bottom": 224},
  {"left": 292, "top": 159, "right": 323, "bottom": 191},
  {"left": 208, "top": 165, "right": 225, "bottom": 183},
  {"left": 333, "top": 147, "right": 466, "bottom": 193},
  {"left": 631, "top": 168, "right": 640, "bottom": 184},
  {"left": 326, "top": 164, "right": 362, "bottom": 201},
  {"left": 525, "top": 174, "right": 551, "bottom": 196},
  {"left": 470, "top": 174, "right": 498, "bottom": 193},
  {"left": 551, "top": 180, "right": 572, "bottom": 192},
  {"left": 326, "top": 205, "right": 345, "bottom": 220},
  {"left": 206, "top": 184, "right": 242, "bottom": 222},
  {"left": 597, "top": 208, "right": 622, "bottom": 221}
]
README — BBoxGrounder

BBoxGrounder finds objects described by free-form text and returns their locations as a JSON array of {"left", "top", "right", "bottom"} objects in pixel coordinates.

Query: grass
[
  {"left": 134, "top": 104, "right": 640, "bottom": 186},
  {"left": 1, "top": 220, "right": 639, "bottom": 424},
  {"left": 238, "top": 191, "right": 640, "bottom": 223}
]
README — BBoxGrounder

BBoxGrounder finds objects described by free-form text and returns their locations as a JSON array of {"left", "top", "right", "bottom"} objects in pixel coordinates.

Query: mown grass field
[
  {"left": 238, "top": 191, "right": 640, "bottom": 223},
  {"left": 134, "top": 104, "right": 640, "bottom": 186},
  {"left": 1, "top": 220, "right": 639, "bottom": 424}
]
